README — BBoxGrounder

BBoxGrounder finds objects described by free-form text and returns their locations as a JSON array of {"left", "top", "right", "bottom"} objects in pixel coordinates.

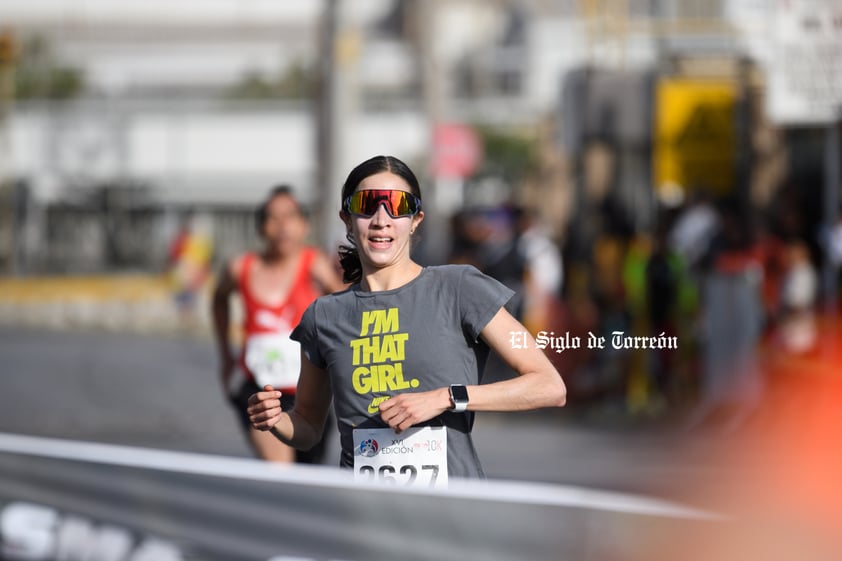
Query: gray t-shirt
[{"left": 291, "top": 264, "right": 514, "bottom": 479}]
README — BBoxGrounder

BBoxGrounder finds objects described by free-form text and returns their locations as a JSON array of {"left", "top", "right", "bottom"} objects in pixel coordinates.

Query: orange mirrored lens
[{"left": 345, "top": 190, "right": 420, "bottom": 217}]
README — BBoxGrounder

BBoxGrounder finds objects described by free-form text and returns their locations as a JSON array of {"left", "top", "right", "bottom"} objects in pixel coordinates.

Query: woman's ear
[
  {"left": 412, "top": 210, "right": 425, "bottom": 231},
  {"left": 339, "top": 210, "right": 353, "bottom": 238}
]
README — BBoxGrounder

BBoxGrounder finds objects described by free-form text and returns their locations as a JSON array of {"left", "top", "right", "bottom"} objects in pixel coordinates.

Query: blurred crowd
[
  {"left": 154, "top": 179, "right": 841, "bottom": 434},
  {"left": 443, "top": 188, "right": 841, "bottom": 431}
]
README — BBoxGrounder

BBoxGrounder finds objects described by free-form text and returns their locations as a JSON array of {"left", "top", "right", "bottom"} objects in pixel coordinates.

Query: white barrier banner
[{"left": 0, "top": 433, "right": 718, "bottom": 561}]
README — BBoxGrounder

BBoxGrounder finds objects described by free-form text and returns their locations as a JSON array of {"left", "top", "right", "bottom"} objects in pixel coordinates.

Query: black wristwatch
[{"left": 449, "top": 384, "right": 469, "bottom": 413}]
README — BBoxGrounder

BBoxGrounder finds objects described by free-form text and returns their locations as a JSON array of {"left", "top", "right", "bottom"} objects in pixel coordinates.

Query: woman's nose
[{"left": 370, "top": 203, "right": 391, "bottom": 224}]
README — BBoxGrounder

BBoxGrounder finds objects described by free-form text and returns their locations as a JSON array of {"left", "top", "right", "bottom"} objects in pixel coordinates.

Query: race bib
[
  {"left": 353, "top": 426, "right": 448, "bottom": 488},
  {"left": 244, "top": 333, "right": 301, "bottom": 389}
]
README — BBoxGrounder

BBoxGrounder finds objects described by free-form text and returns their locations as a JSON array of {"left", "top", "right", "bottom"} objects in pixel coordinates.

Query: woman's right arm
[
  {"left": 247, "top": 353, "right": 332, "bottom": 451},
  {"left": 211, "top": 260, "right": 238, "bottom": 386}
]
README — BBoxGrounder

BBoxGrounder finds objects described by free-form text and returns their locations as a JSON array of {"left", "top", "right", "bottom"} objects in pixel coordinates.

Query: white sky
[
  {"left": 0, "top": 0, "right": 395, "bottom": 28},
  {"left": 0, "top": 0, "right": 322, "bottom": 26}
]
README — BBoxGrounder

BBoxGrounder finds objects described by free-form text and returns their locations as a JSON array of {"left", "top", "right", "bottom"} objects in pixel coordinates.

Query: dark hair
[
  {"left": 338, "top": 155, "right": 422, "bottom": 284},
  {"left": 254, "top": 185, "right": 305, "bottom": 236}
]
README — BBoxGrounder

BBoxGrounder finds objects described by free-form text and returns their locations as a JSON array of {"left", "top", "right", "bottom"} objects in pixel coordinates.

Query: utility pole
[
  {"left": 315, "top": 0, "right": 361, "bottom": 254},
  {"left": 315, "top": 0, "right": 340, "bottom": 252},
  {"left": 0, "top": 29, "right": 18, "bottom": 274},
  {"left": 415, "top": 0, "right": 452, "bottom": 264}
]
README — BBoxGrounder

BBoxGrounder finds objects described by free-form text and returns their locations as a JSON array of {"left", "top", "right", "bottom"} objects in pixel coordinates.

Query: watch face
[{"left": 450, "top": 385, "right": 469, "bottom": 403}]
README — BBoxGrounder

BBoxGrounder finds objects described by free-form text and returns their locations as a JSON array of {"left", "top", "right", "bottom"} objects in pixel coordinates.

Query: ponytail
[{"left": 337, "top": 234, "right": 363, "bottom": 284}]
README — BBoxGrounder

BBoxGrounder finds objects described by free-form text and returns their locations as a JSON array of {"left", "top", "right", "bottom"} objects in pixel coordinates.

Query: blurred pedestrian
[
  {"left": 247, "top": 155, "right": 566, "bottom": 486},
  {"left": 511, "top": 206, "right": 564, "bottom": 333},
  {"left": 668, "top": 191, "right": 719, "bottom": 274},
  {"left": 688, "top": 201, "right": 765, "bottom": 433},
  {"left": 167, "top": 212, "right": 213, "bottom": 329},
  {"left": 775, "top": 240, "right": 818, "bottom": 354},
  {"left": 826, "top": 211, "right": 842, "bottom": 305},
  {"left": 645, "top": 222, "right": 679, "bottom": 409},
  {"left": 212, "top": 185, "right": 345, "bottom": 463},
  {"left": 472, "top": 207, "right": 527, "bottom": 315}
]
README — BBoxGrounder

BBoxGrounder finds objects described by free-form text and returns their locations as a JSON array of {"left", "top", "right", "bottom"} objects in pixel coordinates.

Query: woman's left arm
[{"left": 468, "top": 307, "right": 566, "bottom": 411}]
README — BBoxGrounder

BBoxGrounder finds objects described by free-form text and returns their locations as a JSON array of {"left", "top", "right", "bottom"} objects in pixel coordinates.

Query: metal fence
[{"left": 0, "top": 182, "right": 259, "bottom": 276}]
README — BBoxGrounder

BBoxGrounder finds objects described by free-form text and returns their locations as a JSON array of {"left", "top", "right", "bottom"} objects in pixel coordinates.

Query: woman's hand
[
  {"left": 378, "top": 388, "right": 451, "bottom": 433},
  {"left": 247, "top": 385, "right": 284, "bottom": 431}
]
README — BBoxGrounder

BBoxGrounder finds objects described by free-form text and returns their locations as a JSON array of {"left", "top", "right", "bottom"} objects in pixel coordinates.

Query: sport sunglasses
[{"left": 344, "top": 189, "right": 422, "bottom": 218}]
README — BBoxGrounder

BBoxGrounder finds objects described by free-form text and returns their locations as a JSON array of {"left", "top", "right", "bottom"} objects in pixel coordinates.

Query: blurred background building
[{"left": 0, "top": 0, "right": 840, "bottom": 415}]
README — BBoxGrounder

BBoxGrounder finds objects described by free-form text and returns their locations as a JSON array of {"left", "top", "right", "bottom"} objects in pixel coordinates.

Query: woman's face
[{"left": 344, "top": 171, "right": 424, "bottom": 273}]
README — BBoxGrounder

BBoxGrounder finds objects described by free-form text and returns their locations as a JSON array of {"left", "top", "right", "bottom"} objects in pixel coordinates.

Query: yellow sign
[{"left": 653, "top": 79, "right": 737, "bottom": 196}]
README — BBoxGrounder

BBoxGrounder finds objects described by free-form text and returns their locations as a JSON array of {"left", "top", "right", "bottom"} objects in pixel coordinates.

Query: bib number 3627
[{"left": 352, "top": 426, "right": 448, "bottom": 488}]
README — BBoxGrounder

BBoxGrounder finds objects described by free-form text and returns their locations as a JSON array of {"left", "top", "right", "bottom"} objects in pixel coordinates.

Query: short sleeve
[
  {"left": 458, "top": 265, "right": 515, "bottom": 341},
  {"left": 290, "top": 300, "right": 327, "bottom": 368}
]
